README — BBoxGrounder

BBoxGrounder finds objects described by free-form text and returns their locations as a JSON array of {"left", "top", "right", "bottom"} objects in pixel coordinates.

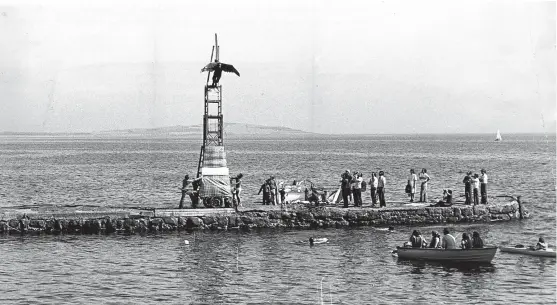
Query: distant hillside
[{"left": 97, "top": 123, "right": 315, "bottom": 137}]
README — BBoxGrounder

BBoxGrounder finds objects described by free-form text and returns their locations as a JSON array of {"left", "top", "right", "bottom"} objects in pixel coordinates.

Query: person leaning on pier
[
  {"left": 233, "top": 173, "right": 243, "bottom": 207},
  {"left": 179, "top": 174, "right": 190, "bottom": 209},
  {"left": 480, "top": 169, "right": 488, "bottom": 204},
  {"left": 369, "top": 172, "right": 378, "bottom": 206},
  {"left": 418, "top": 168, "right": 430, "bottom": 203},
  {"left": 377, "top": 171, "right": 386, "bottom": 207}
]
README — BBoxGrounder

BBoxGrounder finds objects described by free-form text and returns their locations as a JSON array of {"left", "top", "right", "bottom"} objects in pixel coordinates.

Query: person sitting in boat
[
  {"left": 429, "top": 231, "right": 441, "bottom": 248},
  {"left": 472, "top": 231, "right": 484, "bottom": 248},
  {"left": 460, "top": 233, "right": 472, "bottom": 249},
  {"left": 441, "top": 228, "right": 457, "bottom": 249},
  {"left": 535, "top": 237, "right": 548, "bottom": 250},
  {"left": 410, "top": 230, "right": 424, "bottom": 248}
]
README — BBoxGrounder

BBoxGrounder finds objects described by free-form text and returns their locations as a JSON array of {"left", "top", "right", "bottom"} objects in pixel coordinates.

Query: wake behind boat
[
  {"left": 499, "top": 245, "right": 556, "bottom": 258},
  {"left": 396, "top": 246, "right": 498, "bottom": 263}
]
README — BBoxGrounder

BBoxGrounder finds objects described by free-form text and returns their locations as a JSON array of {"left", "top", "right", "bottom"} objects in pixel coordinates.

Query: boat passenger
[
  {"left": 472, "top": 231, "right": 484, "bottom": 248},
  {"left": 410, "top": 230, "right": 423, "bottom": 248},
  {"left": 461, "top": 233, "right": 472, "bottom": 249},
  {"left": 441, "top": 228, "right": 456, "bottom": 249},
  {"left": 535, "top": 237, "right": 547, "bottom": 250},
  {"left": 429, "top": 231, "right": 441, "bottom": 248}
]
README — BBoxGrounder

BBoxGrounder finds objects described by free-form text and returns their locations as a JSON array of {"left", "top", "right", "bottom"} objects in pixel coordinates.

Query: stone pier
[{"left": 0, "top": 199, "right": 528, "bottom": 235}]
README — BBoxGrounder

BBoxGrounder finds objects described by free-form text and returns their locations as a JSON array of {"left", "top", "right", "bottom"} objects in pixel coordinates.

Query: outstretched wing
[
  {"left": 221, "top": 63, "right": 240, "bottom": 76},
  {"left": 200, "top": 62, "right": 218, "bottom": 73}
]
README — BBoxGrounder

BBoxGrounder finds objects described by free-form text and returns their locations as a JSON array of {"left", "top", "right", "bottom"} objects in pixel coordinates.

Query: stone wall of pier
[{"left": 0, "top": 201, "right": 527, "bottom": 235}]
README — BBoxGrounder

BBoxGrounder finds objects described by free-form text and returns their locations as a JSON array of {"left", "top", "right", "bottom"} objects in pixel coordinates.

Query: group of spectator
[
  {"left": 340, "top": 170, "right": 386, "bottom": 208},
  {"left": 408, "top": 228, "right": 484, "bottom": 249},
  {"left": 462, "top": 169, "right": 489, "bottom": 205},
  {"left": 257, "top": 176, "right": 282, "bottom": 205}
]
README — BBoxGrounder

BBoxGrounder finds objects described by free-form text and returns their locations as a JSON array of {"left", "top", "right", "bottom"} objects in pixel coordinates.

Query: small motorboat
[
  {"left": 396, "top": 246, "right": 498, "bottom": 263},
  {"left": 499, "top": 245, "right": 556, "bottom": 258}
]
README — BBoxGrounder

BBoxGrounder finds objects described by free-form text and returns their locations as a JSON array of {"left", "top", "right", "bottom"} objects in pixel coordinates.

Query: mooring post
[{"left": 517, "top": 196, "right": 523, "bottom": 219}]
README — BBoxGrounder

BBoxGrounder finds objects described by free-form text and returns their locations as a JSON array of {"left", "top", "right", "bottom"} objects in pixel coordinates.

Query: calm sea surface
[{"left": 0, "top": 134, "right": 555, "bottom": 304}]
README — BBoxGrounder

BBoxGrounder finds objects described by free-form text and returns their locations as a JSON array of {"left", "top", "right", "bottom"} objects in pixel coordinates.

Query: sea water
[{"left": 0, "top": 134, "right": 555, "bottom": 304}]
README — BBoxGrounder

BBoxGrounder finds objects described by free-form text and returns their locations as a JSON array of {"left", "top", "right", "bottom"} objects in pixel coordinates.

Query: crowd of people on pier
[{"left": 177, "top": 168, "right": 490, "bottom": 209}]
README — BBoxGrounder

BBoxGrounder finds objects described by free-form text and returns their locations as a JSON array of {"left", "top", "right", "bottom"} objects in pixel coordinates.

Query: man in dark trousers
[
  {"left": 341, "top": 170, "right": 353, "bottom": 208},
  {"left": 377, "top": 171, "right": 386, "bottom": 207},
  {"left": 178, "top": 175, "right": 190, "bottom": 209},
  {"left": 258, "top": 179, "right": 270, "bottom": 205},
  {"left": 462, "top": 172, "right": 472, "bottom": 205}
]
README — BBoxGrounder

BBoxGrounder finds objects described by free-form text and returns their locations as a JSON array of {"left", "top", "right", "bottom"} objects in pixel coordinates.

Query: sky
[{"left": 0, "top": 0, "right": 555, "bottom": 134}]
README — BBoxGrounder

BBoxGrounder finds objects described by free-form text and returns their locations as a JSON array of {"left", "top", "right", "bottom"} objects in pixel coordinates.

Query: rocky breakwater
[{"left": 0, "top": 200, "right": 528, "bottom": 235}]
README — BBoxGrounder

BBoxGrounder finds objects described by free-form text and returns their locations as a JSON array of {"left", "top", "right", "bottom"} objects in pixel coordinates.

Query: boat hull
[
  {"left": 499, "top": 246, "right": 556, "bottom": 258},
  {"left": 396, "top": 247, "right": 497, "bottom": 263}
]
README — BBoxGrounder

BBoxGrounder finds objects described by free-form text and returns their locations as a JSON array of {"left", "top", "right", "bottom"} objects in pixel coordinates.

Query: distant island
[{"left": 1, "top": 123, "right": 316, "bottom": 138}]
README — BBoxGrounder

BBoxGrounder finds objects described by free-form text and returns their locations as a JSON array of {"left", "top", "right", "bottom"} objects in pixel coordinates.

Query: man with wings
[{"left": 201, "top": 60, "right": 240, "bottom": 87}]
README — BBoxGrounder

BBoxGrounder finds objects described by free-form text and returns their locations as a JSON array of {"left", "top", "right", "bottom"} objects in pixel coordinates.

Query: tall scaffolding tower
[{"left": 196, "top": 34, "right": 235, "bottom": 208}]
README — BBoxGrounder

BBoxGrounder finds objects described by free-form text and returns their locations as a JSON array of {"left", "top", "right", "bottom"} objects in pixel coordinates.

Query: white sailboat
[{"left": 495, "top": 130, "right": 502, "bottom": 141}]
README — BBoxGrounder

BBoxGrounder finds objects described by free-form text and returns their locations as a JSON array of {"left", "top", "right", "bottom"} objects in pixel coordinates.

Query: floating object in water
[
  {"left": 499, "top": 245, "right": 556, "bottom": 258},
  {"left": 184, "top": 240, "right": 190, "bottom": 245},
  {"left": 309, "top": 237, "right": 328, "bottom": 245}
]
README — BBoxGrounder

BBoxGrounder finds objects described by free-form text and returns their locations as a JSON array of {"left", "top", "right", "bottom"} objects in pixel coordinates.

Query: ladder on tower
[{"left": 196, "top": 84, "right": 224, "bottom": 178}]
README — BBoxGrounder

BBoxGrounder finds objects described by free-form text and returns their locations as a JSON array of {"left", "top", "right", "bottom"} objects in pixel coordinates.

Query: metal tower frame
[{"left": 197, "top": 34, "right": 224, "bottom": 178}]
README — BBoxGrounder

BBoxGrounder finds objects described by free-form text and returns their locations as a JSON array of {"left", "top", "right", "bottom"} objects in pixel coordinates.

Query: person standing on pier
[
  {"left": 462, "top": 172, "right": 472, "bottom": 205},
  {"left": 369, "top": 172, "right": 378, "bottom": 206},
  {"left": 353, "top": 173, "right": 363, "bottom": 207},
  {"left": 179, "top": 175, "right": 190, "bottom": 209},
  {"left": 341, "top": 170, "right": 352, "bottom": 208},
  {"left": 258, "top": 179, "right": 270, "bottom": 205},
  {"left": 269, "top": 176, "right": 278, "bottom": 205},
  {"left": 407, "top": 169, "right": 417, "bottom": 202},
  {"left": 480, "top": 169, "right": 488, "bottom": 204},
  {"left": 377, "top": 171, "right": 386, "bottom": 207},
  {"left": 472, "top": 173, "right": 480, "bottom": 205},
  {"left": 418, "top": 168, "right": 430, "bottom": 203},
  {"left": 233, "top": 173, "right": 243, "bottom": 207}
]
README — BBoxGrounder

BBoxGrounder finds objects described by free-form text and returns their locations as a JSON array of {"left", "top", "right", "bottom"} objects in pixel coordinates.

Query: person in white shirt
[
  {"left": 407, "top": 169, "right": 417, "bottom": 202},
  {"left": 480, "top": 169, "right": 488, "bottom": 204},
  {"left": 353, "top": 173, "right": 363, "bottom": 207},
  {"left": 418, "top": 168, "right": 430, "bottom": 203},
  {"left": 369, "top": 172, "right": 378, "bottom": 206},
  {"left": 441, "top": 228, "right": 456, "bottom": 249},
  {"left": 472, "top": 174, "right": 480, "bottom": 205},
  {"left": 377, "top": 171, "right": 387, "bottom": 207}
]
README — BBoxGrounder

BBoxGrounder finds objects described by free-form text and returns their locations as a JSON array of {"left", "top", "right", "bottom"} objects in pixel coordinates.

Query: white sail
[{"left": 495, "top": 130, "right": 502, "bottom": 141}]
